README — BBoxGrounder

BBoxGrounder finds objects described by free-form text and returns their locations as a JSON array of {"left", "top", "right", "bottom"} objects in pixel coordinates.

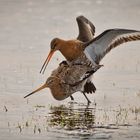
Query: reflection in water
[
  {"left": 6, "top": 101, "right": 140, "bottom": 140},
  {"left": 48, "top": 102, "right": 96, "bottom": 130}
]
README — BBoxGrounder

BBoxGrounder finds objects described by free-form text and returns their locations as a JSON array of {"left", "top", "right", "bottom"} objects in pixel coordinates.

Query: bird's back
[{"left": 51, "top": 62, "right": 92, "bottom": 84}]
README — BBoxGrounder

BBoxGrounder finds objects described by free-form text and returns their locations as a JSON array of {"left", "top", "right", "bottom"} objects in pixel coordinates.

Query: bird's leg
[
  {"left": 82, "top": 91, "right": 91, "bottom": 104},
  {"left": 70, "top": 95, "right": 74, "bottom": 101}
]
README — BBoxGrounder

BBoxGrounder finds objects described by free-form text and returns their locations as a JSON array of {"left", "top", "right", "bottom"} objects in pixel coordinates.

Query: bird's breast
[
  {"left": 60, "top": 42, "right": 83, "bottom": 61},
  {"left": 49, "top": 85, "right": 72, "bottom": 101}
]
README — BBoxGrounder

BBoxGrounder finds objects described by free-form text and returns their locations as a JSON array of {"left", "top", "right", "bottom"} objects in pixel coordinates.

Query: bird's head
[
  {"left": 24, "top": 76, "right": 60, "bottom": 98},
  {"left": 46, "top": 76, "right": 60, "bottom": 87},
  {"left": 40, "top": 37, "right": 83, "bottom": 74},
  {"left": 50, "top": 38, "right": 61, "bottom": 51},
  {"left": 40, "top": 38, "right": 62, "bottom": 74}
]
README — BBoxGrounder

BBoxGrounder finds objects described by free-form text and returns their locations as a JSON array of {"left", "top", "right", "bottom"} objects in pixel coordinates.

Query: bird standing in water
[{"left": 24, "top": 62, "right": 102, "bottom": 104}]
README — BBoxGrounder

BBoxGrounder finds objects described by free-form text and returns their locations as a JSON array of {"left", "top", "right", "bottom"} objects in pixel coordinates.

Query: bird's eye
[
  {"left": 51, "top": 43, "right": 57, "bottom": 49},
  {"left": 46, "top": 79, "right": 53, "bottom": 85},
  {"left": 49, "top": 79, "right": 54, "bottom": 84}
]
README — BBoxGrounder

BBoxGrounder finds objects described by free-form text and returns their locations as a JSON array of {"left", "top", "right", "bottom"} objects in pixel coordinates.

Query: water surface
[{"left": 0, "top": 0, "right": 140, "bottom": 139}]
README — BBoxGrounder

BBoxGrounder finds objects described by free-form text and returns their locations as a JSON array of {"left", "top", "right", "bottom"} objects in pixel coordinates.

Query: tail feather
[{"left": 84, "top": 81, "right": 96, "bottom": 94}]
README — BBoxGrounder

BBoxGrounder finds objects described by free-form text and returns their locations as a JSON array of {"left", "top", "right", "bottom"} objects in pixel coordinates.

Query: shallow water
[{"left": 0, "top": 0, "right": 140, "bottom": 140}]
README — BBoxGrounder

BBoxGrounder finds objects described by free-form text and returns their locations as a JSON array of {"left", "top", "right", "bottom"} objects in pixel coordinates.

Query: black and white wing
[
  {"left": 76, "top": 15, "right": 95, "bottom": 42},
  {"left": 84, "top": 28, "right": 140, "bottom": 64}
]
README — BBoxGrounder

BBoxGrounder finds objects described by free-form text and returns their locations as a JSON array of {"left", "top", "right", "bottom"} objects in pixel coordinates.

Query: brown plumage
[{"left": 25, "top": 62, "right": 102, "bottom": 103}]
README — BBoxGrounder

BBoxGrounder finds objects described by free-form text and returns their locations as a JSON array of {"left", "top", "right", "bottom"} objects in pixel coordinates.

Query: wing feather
[
  {"left": 84, "top": 29, "right": 140, "bottom": 64},
  {"left": 76, "top": 15, "right": 95, "bottom": 42}
]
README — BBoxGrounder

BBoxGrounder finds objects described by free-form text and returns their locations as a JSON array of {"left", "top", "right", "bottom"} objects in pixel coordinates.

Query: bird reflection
[{"left": 48, "top": 102, "right": 96, "bottom": 130}]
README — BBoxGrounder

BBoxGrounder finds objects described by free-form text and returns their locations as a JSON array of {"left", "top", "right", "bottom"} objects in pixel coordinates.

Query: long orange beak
[
  {"left": 40, "top": 50, "right": 55, "bottom": 74},
  {"left": 24, "top": 84, "right": 47, "bottom": 98}
]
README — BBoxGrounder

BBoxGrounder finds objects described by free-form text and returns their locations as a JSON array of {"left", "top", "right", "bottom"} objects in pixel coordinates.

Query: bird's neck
[{"left": 59, "top": 39, "right": 84, "bottom": 61}]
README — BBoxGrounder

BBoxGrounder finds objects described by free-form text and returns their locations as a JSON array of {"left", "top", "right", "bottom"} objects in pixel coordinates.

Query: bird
[
  {"left": 40, "top": 15, "right": 95, "bottom": 73},
  {"left": 40, "top": 15, "right": 97, "bottom": 94},
  {"left": 39, "top": 27, "right": 140, "bottom": 92},
  {"left": 24, "top": 61, "right": 102, "bottom": 104}
]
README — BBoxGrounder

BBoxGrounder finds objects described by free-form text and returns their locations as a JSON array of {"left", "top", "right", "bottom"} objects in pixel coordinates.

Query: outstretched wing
[
  {"left": 84, "top": 29, "right": 140, "bottom": 64},
  {"left": 76, "top": 15, "right": 95, "bottom": 42}
]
